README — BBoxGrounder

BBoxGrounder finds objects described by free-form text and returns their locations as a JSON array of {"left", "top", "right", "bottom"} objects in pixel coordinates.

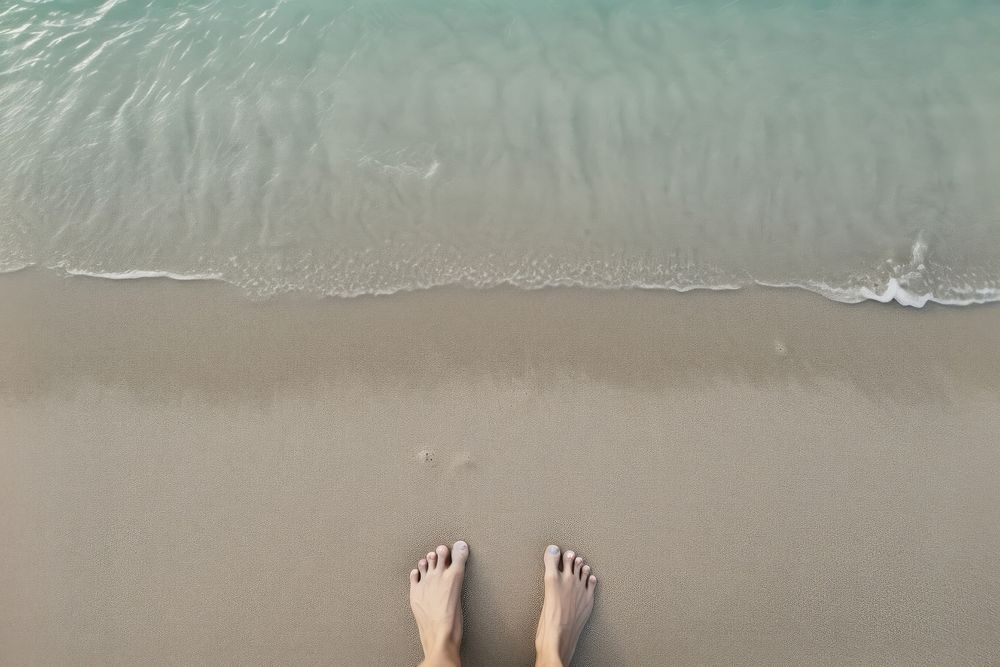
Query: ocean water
[{"left": 2, "top": 0, "right": 999, "bottom": 305}]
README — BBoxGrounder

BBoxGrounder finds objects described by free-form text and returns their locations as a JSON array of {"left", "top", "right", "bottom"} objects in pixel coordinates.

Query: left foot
[{"left": 409, "top": 541, "right": 469, "bottom": 666}]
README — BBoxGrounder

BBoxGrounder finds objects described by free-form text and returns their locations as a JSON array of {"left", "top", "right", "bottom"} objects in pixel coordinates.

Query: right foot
[{"left": 535, "top": 545, "right": 597, "bottom": 667}]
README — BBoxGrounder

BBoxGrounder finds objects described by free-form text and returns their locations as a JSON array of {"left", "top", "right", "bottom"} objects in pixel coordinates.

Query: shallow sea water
[{"left": 2, "top": 0, "right": 999, "bottom": 304}]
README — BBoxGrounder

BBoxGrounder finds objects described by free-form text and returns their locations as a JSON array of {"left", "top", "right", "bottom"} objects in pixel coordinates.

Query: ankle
[
  {"left": 421, "top": 639, "right": 461, "bottom": 667},
  {"left": 534, "top": 644, "right": 564, "bottom": 667}
]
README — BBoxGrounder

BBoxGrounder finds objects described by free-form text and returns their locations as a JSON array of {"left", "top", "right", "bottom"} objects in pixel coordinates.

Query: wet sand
[{"left": 2, "top": 270, "right": 999, "bottom": 665}]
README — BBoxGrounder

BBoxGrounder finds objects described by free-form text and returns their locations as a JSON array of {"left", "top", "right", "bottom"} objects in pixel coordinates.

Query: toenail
[
  {"left": 548, "top": 545, "right": 559, "bottom": 554},
  {"left": 455, "top": 541, "right": 468, "bottom": 551}
]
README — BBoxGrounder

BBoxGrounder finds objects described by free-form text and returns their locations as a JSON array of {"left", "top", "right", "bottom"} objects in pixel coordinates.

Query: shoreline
[
  {"left": 5, "top": 261, "right": 1000, "bottom": 307},
  {"left": 4, "top": 268, "right": 1000, "bottom": 402}
]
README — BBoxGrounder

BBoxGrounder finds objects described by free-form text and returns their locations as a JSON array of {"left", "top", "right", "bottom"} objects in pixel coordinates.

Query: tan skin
[{"left": 409, "top": 542, "right": 596, "bottom": 667}]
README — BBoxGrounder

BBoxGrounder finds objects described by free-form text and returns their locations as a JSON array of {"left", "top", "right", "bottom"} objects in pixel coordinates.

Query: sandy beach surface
[{"left": 2, "top": 269, "right": 999, "bottom": 666}]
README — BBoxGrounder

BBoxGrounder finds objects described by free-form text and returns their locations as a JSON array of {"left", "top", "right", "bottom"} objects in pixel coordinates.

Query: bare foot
[
  {"left": 409, "top": 541, "right": 469, "bottom": 667},
  {"left": 535, "top": 545, "right": 597, "bottom": 667}
]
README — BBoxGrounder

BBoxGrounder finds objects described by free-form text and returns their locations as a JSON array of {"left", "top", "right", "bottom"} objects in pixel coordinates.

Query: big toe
[
  {"left": 543, "top": 544, "right": 561, "bottom": 575},
  {"left": 451, "top": 540, "right": 469, "bottom": 568}
]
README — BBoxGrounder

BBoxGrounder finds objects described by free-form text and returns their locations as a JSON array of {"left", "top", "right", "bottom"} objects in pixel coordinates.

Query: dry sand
[{"left": 1, "top": 269, "right": 999, "bottom": 665}]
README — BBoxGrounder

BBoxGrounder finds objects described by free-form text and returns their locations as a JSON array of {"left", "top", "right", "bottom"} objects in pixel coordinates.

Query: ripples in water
[{"left": 2, "top": 0, "right": 1000, "bottom": 305}]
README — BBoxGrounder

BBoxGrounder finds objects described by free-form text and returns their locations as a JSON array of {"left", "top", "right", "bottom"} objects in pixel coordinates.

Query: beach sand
[{"left": 2, "top": 270, "right": 999, "bottom": 665}]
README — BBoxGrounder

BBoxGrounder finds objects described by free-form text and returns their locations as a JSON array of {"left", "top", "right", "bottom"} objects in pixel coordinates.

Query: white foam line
[
  {"left": 62, "top": 268, "right": 226, "bottom": 281},
  {"left": 4, "top": 265, "right": 998, "bottom": 306},
  {"left": 0, "top": 262, "right": 35, "bottom": 274},
  {"left": 756, "top": 278, "right": 1000, "bottom": 308}
]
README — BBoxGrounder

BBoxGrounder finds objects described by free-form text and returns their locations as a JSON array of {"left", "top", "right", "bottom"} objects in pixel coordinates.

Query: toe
[
  {"left": 543, "top": 545, "right": 561, "bottom": 577},
  {"left": 410, "top": 569, "right": 419, "bottom": 585},
  {"left": 563, "top": 550, "right": 576, "bottom": 575},
  {"left": 582, "top": 564, "right": 591, "bottom": 581},
  {"left": 435, "top": 544, "right": 450, "bottom": 567},
  {"left": 426, "top": 552, "right": 437, "bottom": 569},
  {"left": 451, "top": 541, "right": 469, "bottom": 570},
  {"left": 418, "top": 559, "right": 428, "bottom": 575},
  {"left": 588, "top": 575, "right": 597, "bottom": 590},
  {"left": 575, "top": 557, "right": 584, "bottom": 578}
]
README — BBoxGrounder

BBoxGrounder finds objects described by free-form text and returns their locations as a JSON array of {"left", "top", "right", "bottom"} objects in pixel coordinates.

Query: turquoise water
[{"left": 2, "top": 0, "right": 999, "bottom": 304}]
